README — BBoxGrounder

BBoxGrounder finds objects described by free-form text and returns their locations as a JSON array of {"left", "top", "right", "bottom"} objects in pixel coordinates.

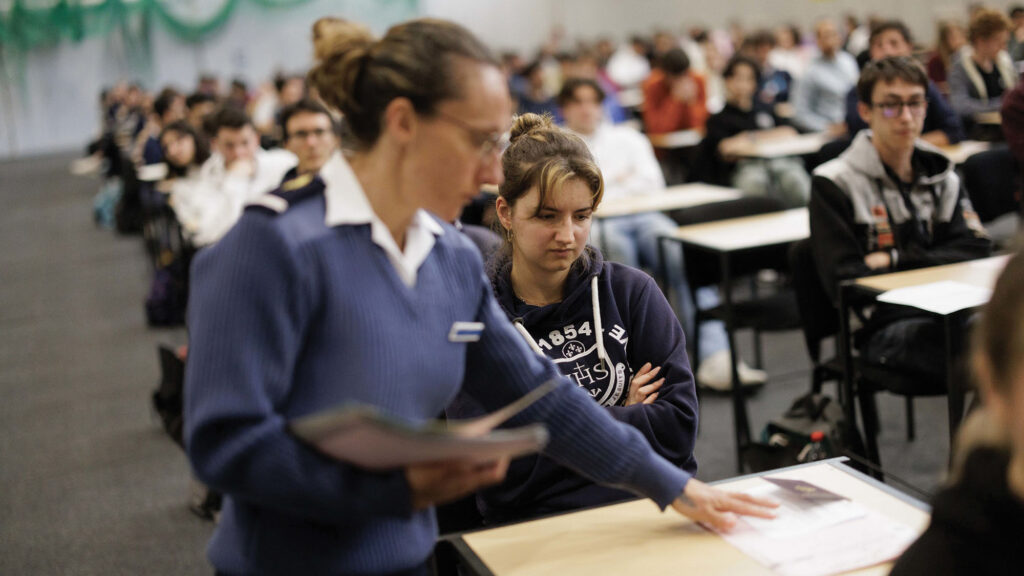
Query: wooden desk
[
  {"left": 662, "top": 209, "right": 809, "bottom": 470},
  {"left": 648, "top": 129, "right": 703, "bottom": 150},
  {"left": 975, "top": 111, "right": 1002, "bottom": 126},
  {"left": 595, "top": 184, "right": 741, "bottom": 219},
  {"left": 938, "top": 140, "right": 990, "bottom": 165},
  {"left": 449, "top": 459, "right": 929, "bottom": 576},
  {"left": 667, "top": 208, "right": 809, "bottom": 251},
  {"left": 837, "top": 255, "right": 1009, "bottom": 455},
  {"left": 733, "top": 132, "right": 833, "bottom": 160}
]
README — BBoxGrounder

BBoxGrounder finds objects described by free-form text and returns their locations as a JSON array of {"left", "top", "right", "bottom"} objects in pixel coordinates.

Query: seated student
[
  {"left": 515, "top": 59, "right": 561, "bottom": 120},
  {"left": 276, "top": 98, "right": 340, "bottom": 184},
  {"left": 890, "top": 248, "right": 1024, "bottom": 576},
  {"left": 948, "top": 8, "right": 1017, "bottom": 128},
  {"left": 742, "top": 29, "right": 793, "bottom": 110},
  {"left": 135, "top": 87, "right": 186, "bottom": 166},
  {"left": 642, "top": 47, "right": 709, "bottom": 134},
  {"left": 170, "top": 106, "right": 295, "bottom": 247},
  {"left": 700, "top": 55, "right": 810, "bottom": 208},
  {"left": 810, "top": 57, "right": 991, "bottom": 379},
  {"left": 185, "top": 92, "right": 218, "bottom": 138},
  {"left": 158, "top": 121, "right": 210, "bottom": 190},
  {"left": 792, "top": 19, "right": 859, "bottom": 134},
  {"left": 447, "top": 113, "right": 698, "bottom": 524},
  {"left": 845, "top": 20, "right": 964, "bottom": 146},
  {"left": 559, "top": 77, "right": 765, "bottom": 389},
  {"left": 928, "top": 20, "right": 968, "bottom": 98}
]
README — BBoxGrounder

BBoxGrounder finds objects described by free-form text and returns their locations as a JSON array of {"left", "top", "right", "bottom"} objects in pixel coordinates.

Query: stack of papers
[
  {"left": 876, "top": 280, "right": 992, "bottom": 315},
  {"left": 290, "top": 381, "right": 556, "bottom": 470},
  {"left": 716, "top": 477, "right": 919, "bottom": 576}
]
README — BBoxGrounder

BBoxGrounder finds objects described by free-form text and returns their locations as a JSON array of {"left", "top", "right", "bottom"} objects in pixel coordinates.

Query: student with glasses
[
  {"left": 183, "top": 17, "right": 776, "bottom": 576},
  {"left": 844, "top": 20, "right": 964, "bottom": 147},
  {"left": 277, "top": 98, "right": 340, "bottom": 184},
  {"left": 809, "top": 56, "right": 991, "bottom": 381}
]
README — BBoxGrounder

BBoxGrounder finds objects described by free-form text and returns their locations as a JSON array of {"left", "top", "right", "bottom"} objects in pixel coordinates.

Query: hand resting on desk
[{"left": 673, "top": 478, "right": 779, "bottom": 532}]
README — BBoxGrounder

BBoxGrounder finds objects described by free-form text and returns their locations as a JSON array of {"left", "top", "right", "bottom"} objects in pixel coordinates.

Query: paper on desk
[
  {"left": 876, "top": 280, "right": 992, "bottom": 315},
  {"left": 716, "top": 479, "right": 918, "bottom": 576},
  {"left": 289, "top": 381, "right": 556, "bottom": 470}
]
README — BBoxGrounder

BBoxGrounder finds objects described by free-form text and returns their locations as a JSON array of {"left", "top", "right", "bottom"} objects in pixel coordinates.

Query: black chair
[
  {"left": 959, "top": 145, "right": 1020, "bottom": 224},
  {"left": 788, "top": 238, "right": 947, "bottom": 469},
  {"left": 668, "top": 196, "right": 802, "bottom": 380}
]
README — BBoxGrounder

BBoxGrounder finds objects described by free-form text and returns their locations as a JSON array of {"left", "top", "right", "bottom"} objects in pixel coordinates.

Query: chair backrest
[
  {"left": 787, "top": 238, "right": 840, "bottom": 363},
  {"left": 669, "top": 196, "right": 789, "bottom": 288},
  {"left": 960, "top": 146, "right": 1020, "bottom": 223}
]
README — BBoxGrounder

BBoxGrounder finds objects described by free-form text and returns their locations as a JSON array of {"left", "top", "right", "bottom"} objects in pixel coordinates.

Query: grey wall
[{"left": 0, "top": 0, "right": 1006, "bottom": 159}]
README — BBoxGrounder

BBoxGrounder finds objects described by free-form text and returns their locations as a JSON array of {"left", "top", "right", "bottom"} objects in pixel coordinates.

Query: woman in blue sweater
[
  {"left": 449, "top": 113, "right": 699, "bottom": 524},
  {"left": 184, "top": 17, "right": 775, "bottom": 576}
]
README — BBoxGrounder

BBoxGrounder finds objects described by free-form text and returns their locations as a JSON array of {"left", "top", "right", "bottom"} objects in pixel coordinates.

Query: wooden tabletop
[
  {"left": 596, "top": 184, "right": 742, "bottom": 218},
  {"left": 733, "top": 132, "right": 833, "bottom": 159},
  {"left": 460, "top": 460, "right": 929, "bottom": 576},
  {"left": 648, "top": 129, "right": 704, "bottom": 149},
  {"left": 974, "top": 111, "right": 1002, "bottom": 126},
  {"left": 666, "top": 207, "right": 809, "bottom": 252},
  {"left": 853, "top": 254, "right": 1009, "bottom": 293},
  {"left": 937, "top": 140, "right": 991, "bottom": 165}
]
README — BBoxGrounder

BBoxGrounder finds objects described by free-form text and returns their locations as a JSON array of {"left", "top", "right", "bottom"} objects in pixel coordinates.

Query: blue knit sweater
[{"left": 184, "top": 164, "right": 690, "bottom": 575}]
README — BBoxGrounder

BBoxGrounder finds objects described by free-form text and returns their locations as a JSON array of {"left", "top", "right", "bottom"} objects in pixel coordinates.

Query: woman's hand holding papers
[
  {"left": 406, "top": 458, "right": 510, "bottom": 511},
  {"left": 672, "top": 479, "right": 779, "bottom": 531}
]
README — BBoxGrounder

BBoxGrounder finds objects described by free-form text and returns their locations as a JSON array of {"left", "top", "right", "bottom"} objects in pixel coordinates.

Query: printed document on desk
[
  {"left": 716, "top": 476, "right": 918, "bottom": 576},
  {"left": 289, "top": 381, "right": 556, "bottom": 470},
  {"left": 876, "top": 280, "right": 992, "bottom": 315}
]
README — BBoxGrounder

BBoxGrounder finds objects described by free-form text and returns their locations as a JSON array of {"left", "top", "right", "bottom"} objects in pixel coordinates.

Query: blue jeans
[{"left": 593, "top": 211, "right": 729, "bottom": 360}]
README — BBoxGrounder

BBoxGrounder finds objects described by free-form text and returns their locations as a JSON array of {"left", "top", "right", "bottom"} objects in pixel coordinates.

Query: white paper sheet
[
  {"left": 875, "top": 280, "right": 992, "bottom": 315},
  {"left": 716, "top": 479, "right": 919, "bottom": 576}
]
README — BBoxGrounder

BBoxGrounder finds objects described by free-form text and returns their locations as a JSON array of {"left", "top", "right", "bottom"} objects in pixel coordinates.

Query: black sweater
[{"left": 891, "top": 447, "right": 1024, "bottom": 575}]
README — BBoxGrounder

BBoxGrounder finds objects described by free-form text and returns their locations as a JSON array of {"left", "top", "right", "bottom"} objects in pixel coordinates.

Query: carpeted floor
[{"left": 0, "top": 153, "right": 950, "bottom": 574}]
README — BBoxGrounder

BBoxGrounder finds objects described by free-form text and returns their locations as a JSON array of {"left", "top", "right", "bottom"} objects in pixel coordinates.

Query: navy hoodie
[{"left": 448, "top": 247, "right": 698, "bottom": 524}]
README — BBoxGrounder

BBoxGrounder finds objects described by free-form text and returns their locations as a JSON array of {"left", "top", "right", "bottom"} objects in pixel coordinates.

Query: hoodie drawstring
[{"left": 510, "top": 275, "right": 613, "bottom": 372}]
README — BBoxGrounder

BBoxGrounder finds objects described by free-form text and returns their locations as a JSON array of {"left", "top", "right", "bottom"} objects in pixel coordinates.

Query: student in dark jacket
[
  {"left": 890, "top": 249, "right": 1024, "bottom": 576},
  {"left": 447, "top": 113, "right": 699, "bottom": 524},
  {"left": 844, "top": 20, "right": 964, "bottom": 146},
  {"left": 699, "top": 55, "right": 810, "bottom": 207},
  {"left": 810, "top": 56, "right": 991, "bottom": 380}
]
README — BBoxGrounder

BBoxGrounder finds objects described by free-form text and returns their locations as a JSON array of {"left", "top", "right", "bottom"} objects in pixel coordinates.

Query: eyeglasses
[
  {"left": 872, "top": 99, "right": 928, "bottom": 119},
  {"left": 433, "top": 111, "right": 510, "bottom": 162}
]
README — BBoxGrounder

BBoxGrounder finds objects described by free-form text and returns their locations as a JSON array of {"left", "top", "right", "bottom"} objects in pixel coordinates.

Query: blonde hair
[{"left": 307, "top": 17, "right": 498, "bottom": 149}]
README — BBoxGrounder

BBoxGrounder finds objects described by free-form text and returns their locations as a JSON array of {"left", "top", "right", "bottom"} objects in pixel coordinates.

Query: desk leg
[
  {"left": 722, "top": 252, "right": 750, "bottom": 473},
  {"left": 837, "top": 285, "right": 856, "bottom": 428},
  {"left": 945, "top": 314, "right": 965, "bottom": 447}
]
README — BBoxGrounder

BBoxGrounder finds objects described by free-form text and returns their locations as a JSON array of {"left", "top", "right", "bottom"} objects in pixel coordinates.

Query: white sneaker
[{"left": 697, "top": 349, "right": 767, "bottom": 391}]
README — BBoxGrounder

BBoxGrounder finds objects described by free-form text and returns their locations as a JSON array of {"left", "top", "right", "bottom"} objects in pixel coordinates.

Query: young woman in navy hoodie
[{"left": 448, "top": 113, "right": 699, "bottom": 524}]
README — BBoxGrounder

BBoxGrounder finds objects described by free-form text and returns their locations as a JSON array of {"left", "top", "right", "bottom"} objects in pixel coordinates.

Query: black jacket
[{"left": 891, "top": 447, "right": 1024, "bottom": 575}]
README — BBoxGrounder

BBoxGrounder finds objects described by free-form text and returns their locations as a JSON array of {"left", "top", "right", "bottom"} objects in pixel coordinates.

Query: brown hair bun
[
  {"left": 308, "top": 18, "right": 375, "bottom": 117},
  {"left": 509, "top": 113, "right": 555, "bottom": 145}
]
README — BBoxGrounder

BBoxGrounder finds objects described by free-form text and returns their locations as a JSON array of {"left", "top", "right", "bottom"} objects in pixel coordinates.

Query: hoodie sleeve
[
  {"left": 605, "top": 273, "right": 698, "bottom": 471},
  {"left": 809, "top": 173, "right": 875, "bottom": 306}
]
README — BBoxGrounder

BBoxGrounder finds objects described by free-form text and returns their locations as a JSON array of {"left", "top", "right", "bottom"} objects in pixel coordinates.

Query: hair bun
[
  {"left": 308, "top": 18, "right": 376, "bottom": 115},
  {"left": 510, "top": 113, "right": 554, "bottom": 145}
]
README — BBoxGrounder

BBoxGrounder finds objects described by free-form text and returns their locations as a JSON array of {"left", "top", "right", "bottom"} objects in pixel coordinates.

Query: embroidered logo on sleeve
[{"left": 448, "top": 322, "right": 485, "bottom": 342}]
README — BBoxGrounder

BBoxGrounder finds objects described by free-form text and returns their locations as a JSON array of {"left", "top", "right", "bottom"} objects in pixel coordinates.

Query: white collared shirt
[{"left": 320, "top": 154, "right": 444, "bottom": 288}]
